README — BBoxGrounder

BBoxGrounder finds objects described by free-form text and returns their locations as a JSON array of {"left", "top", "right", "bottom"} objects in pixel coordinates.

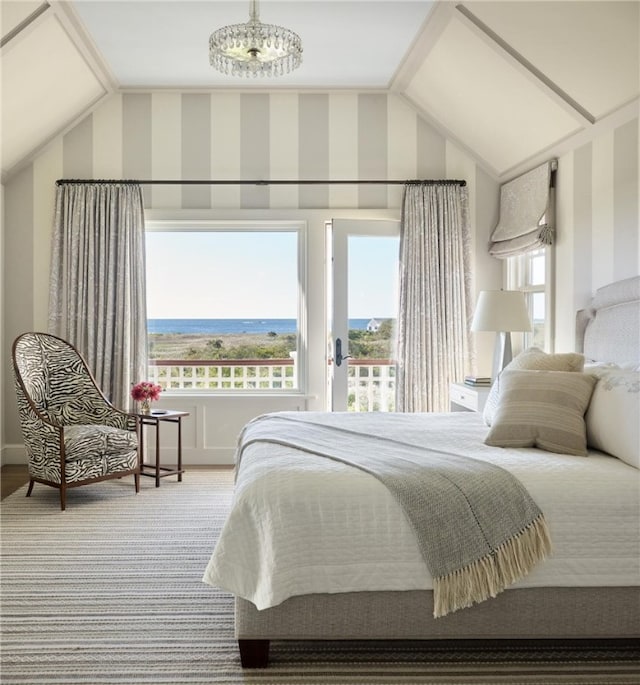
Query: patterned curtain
[
  {"left": 48, "top": 183, "right": 148, "bottom": 409},
  {"left": 395, "top": 183, "right": 473, "bottom": 412}
]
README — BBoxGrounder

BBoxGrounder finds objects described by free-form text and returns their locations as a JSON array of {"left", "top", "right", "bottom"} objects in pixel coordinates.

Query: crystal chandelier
[{"left": 209, "top": 0, "right": 303, "bottom": 78}]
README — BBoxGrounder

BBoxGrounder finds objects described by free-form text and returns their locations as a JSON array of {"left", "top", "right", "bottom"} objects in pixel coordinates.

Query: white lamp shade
[{"left": 471, "top": 290, "right": 532, "bottom": 332}]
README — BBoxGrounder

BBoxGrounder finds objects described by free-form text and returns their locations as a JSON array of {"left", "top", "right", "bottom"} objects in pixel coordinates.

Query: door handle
[{"left": 335, "top": 337, "right": 351, "bottom": 367}]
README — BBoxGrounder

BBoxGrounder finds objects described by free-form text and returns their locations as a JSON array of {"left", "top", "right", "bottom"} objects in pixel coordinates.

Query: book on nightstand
[{"left": 464, "top": 376, "right": 492, "bottom": 387}]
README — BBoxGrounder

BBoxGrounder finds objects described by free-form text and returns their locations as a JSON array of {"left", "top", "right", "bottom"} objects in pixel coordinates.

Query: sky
[
  {"left": 146, "top": 231, "right": 399, "bottom": 319},
  {"left": 348, "top": 236, "right": 399, "bottom": 319}
]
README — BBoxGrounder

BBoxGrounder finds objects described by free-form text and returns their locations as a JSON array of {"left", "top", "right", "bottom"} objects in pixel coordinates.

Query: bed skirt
[{"left": 235, "top": 586, "right": 640, "bottom": 667}]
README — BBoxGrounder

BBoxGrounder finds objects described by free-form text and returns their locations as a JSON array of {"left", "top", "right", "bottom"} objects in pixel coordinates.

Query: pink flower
[{"left": 131, "top": 381, "right": 162, "bottom": 402}]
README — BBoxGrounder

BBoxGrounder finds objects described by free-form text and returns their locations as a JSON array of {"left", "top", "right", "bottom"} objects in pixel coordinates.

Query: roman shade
[{"left": 489, "top": 160, "right": 557, "bottom": 259}]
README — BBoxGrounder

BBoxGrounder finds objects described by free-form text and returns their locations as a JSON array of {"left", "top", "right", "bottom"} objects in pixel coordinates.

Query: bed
[{"left": 203, "top": 276, "right": 640, "bottom": 668}]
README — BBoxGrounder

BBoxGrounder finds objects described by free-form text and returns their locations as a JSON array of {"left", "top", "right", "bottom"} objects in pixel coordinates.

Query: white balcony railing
[
  {"left": 346, "top": 361, "right": 396, "bottom": 412},
  {"left": 148, "top": 359, "right": 297, "bottom": 391},
  {"left": 148, "top": 359, "right": 396, "bottom": 412}
]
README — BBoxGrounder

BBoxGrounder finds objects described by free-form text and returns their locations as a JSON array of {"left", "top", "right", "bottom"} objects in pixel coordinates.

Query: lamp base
[{"left": 492, "top": 331, "right": 513, "bottom": 380}]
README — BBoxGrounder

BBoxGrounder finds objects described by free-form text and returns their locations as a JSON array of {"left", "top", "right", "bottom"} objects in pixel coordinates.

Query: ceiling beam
[
  {"left": 1, "top": 2, "right": 50, "bottom": 48},
  {"left": 455, "top": 3, "right": 595, "bottom": 126},
  {"left": 390, "top": 1, "right": 456, "bottom": 93},
  {"left": 49, "top": 0, "right": 118, "bottom": 92}
]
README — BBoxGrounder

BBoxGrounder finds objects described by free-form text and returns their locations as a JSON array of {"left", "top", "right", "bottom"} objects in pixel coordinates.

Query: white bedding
[{"left": 203, "top": 411, "right": 640, "bottom": 611}]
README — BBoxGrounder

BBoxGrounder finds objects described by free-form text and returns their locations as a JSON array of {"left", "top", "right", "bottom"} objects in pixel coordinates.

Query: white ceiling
[
  {"left": 1, "top": 0, "right": 638, "bottom": 181},
  {"left": 70, "top": 0, "right": 435, "bottom": 89}
]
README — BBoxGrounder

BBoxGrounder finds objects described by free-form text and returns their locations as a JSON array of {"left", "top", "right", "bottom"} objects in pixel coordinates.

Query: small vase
[{"left": 140, "top": 398, "right": 151, "bottom": 414}]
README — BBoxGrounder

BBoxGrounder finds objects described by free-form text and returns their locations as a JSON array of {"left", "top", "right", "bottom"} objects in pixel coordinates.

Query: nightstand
[{"left": 450, "top": 382, "right": 491, "bottom": 413}]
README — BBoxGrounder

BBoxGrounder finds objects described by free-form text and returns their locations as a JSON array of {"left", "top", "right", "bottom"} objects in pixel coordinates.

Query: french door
[{"left": 328, "top": 218, "right": 400, "bottom": 411}]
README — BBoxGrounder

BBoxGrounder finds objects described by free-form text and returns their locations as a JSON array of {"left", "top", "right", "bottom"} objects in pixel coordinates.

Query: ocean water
[{"left": 148, "top": 318, "right": 375, "bottom": 335}]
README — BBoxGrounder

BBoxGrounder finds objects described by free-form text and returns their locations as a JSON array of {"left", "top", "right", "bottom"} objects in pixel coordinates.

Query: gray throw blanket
[{"left": 239, "top": 413, "right": 551, "bottom": 618}]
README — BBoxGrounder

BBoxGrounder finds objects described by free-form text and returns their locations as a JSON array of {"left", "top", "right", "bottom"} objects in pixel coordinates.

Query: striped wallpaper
[
  {"left": 1, "top": 90, "right": 638, "bottom": 453},
  {"left": 4, "top": 91, "right": 639, "bottom": 335},
  {"left": 60, "top": 92, "right": 454, "bottom": 211},
  {"left": 55, "top": 90, "right": 638, "bottom": 330},
  {"left": 555, "top": 116, "right": 639, "bottom": 351}
]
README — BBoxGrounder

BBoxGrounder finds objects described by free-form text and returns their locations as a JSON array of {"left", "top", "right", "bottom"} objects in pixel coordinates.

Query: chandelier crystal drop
[{"left": 209, "top": 0, "right": 302, "bottom": 78}]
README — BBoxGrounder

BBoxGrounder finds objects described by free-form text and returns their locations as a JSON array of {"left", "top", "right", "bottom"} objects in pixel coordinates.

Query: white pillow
[
  {"left": 483, "top": 347, "right": 585, "bottom": 426},
  {"left": 484, "top": 369, "right": 597, "bottom": 456},
  {"left": 584, "top": 368, "right": 640, "bottom": 468}
]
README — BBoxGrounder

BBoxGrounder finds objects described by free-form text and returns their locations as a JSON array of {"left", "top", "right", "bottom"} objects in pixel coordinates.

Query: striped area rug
[{"left": 1, "top": 469, "right": 638, "bottom": 685}]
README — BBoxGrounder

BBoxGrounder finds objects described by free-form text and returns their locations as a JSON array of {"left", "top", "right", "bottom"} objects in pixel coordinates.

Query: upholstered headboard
[{"left": 576, "top": 275, "right": 640, "bottom": 365}]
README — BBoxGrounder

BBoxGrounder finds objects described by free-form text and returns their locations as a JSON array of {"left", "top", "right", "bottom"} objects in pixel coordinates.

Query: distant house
[{"left": 366, "top": 318, "right": 381, "bottom": 332}]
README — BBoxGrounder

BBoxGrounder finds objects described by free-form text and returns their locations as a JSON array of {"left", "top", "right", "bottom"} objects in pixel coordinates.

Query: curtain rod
[{"left": 55, "top": 178, "right": 466, "bottom": 187}]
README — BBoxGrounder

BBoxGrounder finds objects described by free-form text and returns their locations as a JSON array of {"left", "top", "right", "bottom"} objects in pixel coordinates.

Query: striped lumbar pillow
[
  {"left": 484, "top": 369, "right": 597, "bottom": 456},
  {"left": 483, "top": 348, "right": 585, "bottom": 427}
]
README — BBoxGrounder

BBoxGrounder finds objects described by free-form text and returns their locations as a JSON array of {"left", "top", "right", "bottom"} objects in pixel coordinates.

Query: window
[
  {"left": 506, "top": 247, "right": 553, "bottom": 350},
  {"left": 145, "top": 221, "right": 306, "bottom": 392}
]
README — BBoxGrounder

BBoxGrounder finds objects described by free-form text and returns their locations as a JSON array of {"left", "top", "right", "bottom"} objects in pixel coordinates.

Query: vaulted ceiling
[{"left": 2, "top": 1, "right": 638, "bottom": 182}]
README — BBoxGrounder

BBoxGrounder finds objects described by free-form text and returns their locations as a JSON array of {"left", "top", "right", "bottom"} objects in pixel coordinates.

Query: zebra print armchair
[{"left": 11, "top": 332, "right": 140, "bottom": 510}]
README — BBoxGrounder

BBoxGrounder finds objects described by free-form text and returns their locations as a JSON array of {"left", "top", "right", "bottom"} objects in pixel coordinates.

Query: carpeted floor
[{"left": 1, "top": 470, "right": 638, "bottom": 685}]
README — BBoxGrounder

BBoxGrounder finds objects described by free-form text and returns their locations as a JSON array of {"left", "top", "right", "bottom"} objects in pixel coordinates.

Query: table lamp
[{"left": 471, "top": 290, "right": 532, "bottom": 380}]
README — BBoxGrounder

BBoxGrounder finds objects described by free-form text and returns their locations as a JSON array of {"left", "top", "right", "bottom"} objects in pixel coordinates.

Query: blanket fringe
[{"left": 433, "top": 513, "right": 552, "bottom": 618}]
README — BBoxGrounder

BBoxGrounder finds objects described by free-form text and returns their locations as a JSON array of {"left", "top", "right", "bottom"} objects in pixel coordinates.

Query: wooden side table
[{"left": 134, "top": 409, "right": 189, "bottom": 487}]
